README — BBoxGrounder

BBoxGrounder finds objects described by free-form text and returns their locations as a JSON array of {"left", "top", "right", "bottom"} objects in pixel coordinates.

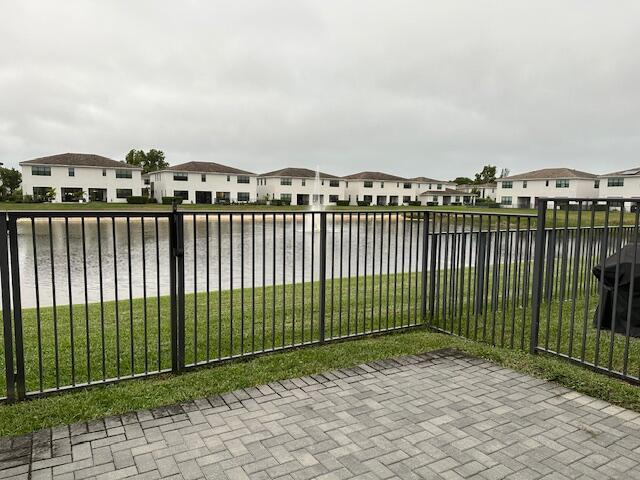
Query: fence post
[
  {"left": 169, "top": 202, "right": 185, "bottom": 371},
  {"left": 530, "top": 199, "right": 547, "bottom": 354},
  {"left": 428, "top": 222, "right": 438, "bottom": 322},
  {"left": 0, "top": 214, "right": 15, "bottom": 402},
  {"left": 7, "top": 215, "right": 25, "bottom": 399},
  {"left": 474, "top": 231, "right": 488, "bottom": 314},
  {"left": 420, "top": 211, "right": 429, "bottom": 322},
  {"left": 318, "top": 212, "right": 327, "bottom": 342}
]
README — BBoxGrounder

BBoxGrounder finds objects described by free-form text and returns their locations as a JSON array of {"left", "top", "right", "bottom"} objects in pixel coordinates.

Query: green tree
[
  {"left": 125, "top": 149, "right": 168, "bottom": 174},
  {"left": 474, "top": 165, "right": 497, "bottom": 184},
  {"left": 0, "top": 167, "right": 22, "bottom": 198},
  {"left": 453, "top": 176, "right": 473, "bottom": 185}
]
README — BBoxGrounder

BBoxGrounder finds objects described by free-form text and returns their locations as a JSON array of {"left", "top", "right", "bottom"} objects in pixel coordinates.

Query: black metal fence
[
  {"left": 0, "top": 200, "right": 638, "bottom": 402},
  {"left": 531, "top": 198, "right": 640, "bottom": 383}
]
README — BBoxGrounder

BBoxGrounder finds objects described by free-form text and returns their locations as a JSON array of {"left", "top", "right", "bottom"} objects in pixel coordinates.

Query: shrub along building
[
  {"left": 147, "top": 161, "right": 256, "bottom": 204},
  {"left": 20, "top": 153, "right": 143, "bottom": 202},
  {"left": 257, "top": 168, "right": 346, "bottom": 205},
  {"left": 496, "top": 168, "right": 599, "bottom": 208},
  {"left": 598, "top": 167, "right": 640, "bottom": 201}
]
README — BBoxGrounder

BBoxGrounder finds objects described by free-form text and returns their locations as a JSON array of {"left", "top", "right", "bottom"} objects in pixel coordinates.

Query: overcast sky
[{"left": 1, "top": 1, "right": 639, "bottom": 179}]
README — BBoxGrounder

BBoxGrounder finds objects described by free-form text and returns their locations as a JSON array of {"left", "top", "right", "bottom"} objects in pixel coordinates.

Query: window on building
[
  {"left": 102, "top": 169, "right": 107, "bottom": 177},
  {"left": 594, "top": 180, "right": 600, "bottom": 189},
  {"left": 364, "top": 181, "right": 373, "bottom": 188},
  {"left": 502, "top": 181, "right": 513, "bottom": 189},
  {"left": 455, "top": 196, "right": 461, "bottom": 202},
  {"left": 116, "top": 189, "right": 133, "bottom": 199},
  {"left": 280, "top": 178, "right": 292, "bottom": 186},
  {"left": 237, "top": 175, "right": 250, "bottom": 184},
  {"left": 329, "top": 195, "right": 339, "bottom": 203},
  {"left": 501, "top": 196, "right": 513, "bottom": 206},
  {"left": 201, "top": 174, "right": 206, "bottom": 182},
  {"left": 556, "top": 179, "right": 570, "bottom": 188},
  {"left": 32, "top": 166, "right": 51, "bottom": 176},
  {"left": 116, "top": 169, "right": 132, "bottom": 179},
  {"left": 173, "top": 190, "right": 189, "bottom": 200},
  {"left": 432, "top": 196, "right": 438, "bottom": 202},
  {"left": 173, "top": 173, "right": 188, "bottom": 181},
  {"left": 237, "top": 192, "right": 250, "bottom": 202},
  {"left": 329, "top": 179, "right": 339, "bottom": 187},
  {"left": 608, "top": 177, "right": 624, "bottom": 187},
  {"left": 403, "top": 196, "right": 411, "bottom": 203},
  {"left": 68, "top": 167, "right": 75, "bottom": 177},
  {"left": 545, "top": 180, "right": 549, "bottom": 187},
  {"left": 33, "top": 187, "right": 51, "bottom": 199},
  {"left": 437, "top": 184, "right": 442, "bottom": 190},
  {"left": 523, "top": 180, "right": 527, "bottom": 188},
  {"left": 280, "top": 193, "right": 292, "bottom": 202},
  {"left": 227, "top": 175, "right": 230, "bottom": 182},
  {"left": 301, "top": 179, "right": 306, "bottom": 186},
  {"left": 381, "top": 182, "right": 384, "bottom": 188},
  {"left": 403, "top": 183, "right": 412, "bottom": 189}
]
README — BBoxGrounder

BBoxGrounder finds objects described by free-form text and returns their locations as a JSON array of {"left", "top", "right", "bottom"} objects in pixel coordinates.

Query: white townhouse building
[
  {"left": 148, "top": 161, "right": 256, "bottom": 204},
  {"left": 456, "top": 182, "right": 497, "bottom": 200},
  {"left": 257, "top": 168, "right": 346, "bottom": 205},
  {"left": 409, "top": 176, "right": 474, "bottom": 206},
  {"left": 20, "top": 153, "right": 143, "bottom": 202},
  {"left": 598, "top": 167, "right": 640, "bottom": 201},
  {"left": 418, "top": 187, "right": 477, "bottom": 206},
  {"left": 343, "top": 172, "right": 419, "bottom": 206},
  {"left": 496, "top": 168, "right": 599, "bottom": 209}
]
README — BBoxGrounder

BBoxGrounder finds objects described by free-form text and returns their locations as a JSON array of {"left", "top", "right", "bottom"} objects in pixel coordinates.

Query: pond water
[{"left": 15, "top": 215, "right": 437, "bottom": 308}]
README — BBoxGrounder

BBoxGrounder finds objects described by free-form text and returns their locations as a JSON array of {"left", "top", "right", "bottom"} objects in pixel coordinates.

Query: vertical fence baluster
[
  {"left": 530, "top": 200, "right": 547, "bottom": 354},
  {"left": 1, "top": 214, "right": 16, "bottom": 401}
]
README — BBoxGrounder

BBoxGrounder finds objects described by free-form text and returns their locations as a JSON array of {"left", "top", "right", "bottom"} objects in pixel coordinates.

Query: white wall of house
[
  {"left": 256, "top": 176, "right": 346, "bottom": 204},
  {"left": 456, "top": 184, "right": 496, "bottom": 200},
  {"left": 21, "top": 164, "right": 142, "bottom": 202},
  {"left": 496, "top": 178, "right": 599, "bottom": 208},
  {"left": 148, "top": 170, "right": 256, "bottom": 203},
  {"left": 345, "top": 180, "right": 420, "bottom": 205},
  {"left": 418, "top": 191, "right": 476, "bottom": 206},
  {"left": 598, "top": 176, "right": 640, "bottom": 200}
]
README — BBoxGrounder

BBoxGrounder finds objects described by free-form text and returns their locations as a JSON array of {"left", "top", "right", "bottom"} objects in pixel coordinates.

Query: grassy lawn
[
  {"left": 2, "top": 265, "right": 640, "bottom": 437},
  {"left": 1, "top": 328, "right": 640, "bottom": 438}
]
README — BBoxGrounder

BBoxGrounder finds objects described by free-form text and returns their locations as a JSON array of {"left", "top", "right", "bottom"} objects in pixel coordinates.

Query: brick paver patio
[{"left": 2, "top": 350, "right": 640, "bottom": 479}]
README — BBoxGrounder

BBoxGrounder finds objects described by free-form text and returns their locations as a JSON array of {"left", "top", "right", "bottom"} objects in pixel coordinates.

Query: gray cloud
[{"left": 1, "top": 0, "right": 639, "bottom": 179}]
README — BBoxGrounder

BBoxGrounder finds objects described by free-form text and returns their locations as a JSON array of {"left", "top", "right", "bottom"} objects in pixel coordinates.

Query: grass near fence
[
  {"left": 2, "top": 326, "right": 640, "bottom": 438},
  {"left": 2, "top": 260, "right": 640, "bottom": 392},
  {"left": 2, "top": 254, "right": 640, "bottom": 436}
]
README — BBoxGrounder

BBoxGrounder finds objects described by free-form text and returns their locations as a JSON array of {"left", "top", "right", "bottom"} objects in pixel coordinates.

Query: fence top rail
[
  {"left": 2, "top": 208, "right": 538, "bottom": 221},
  {"left": 5, "top": 210, "right": 174, "bottom": 219},
  {"left": 425, "top": 209, "right": 536, "bottom": 218},
  {"left": 538, "top": 197, "right": 640, "bottom": 203}
]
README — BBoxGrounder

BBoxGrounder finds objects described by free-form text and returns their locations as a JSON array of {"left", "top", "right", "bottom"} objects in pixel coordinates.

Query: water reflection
[{"left": 17, "top": 215, "right": 428, "bottom": 308}]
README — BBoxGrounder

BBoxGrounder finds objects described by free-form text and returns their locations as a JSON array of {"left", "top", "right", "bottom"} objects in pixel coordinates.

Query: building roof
[
  {"left": 343, "top": 171, "right": 407, "bottom": 181},
  {"left": 166, "top": 161, "right": 254, "bottom": 175},
  {"left": 20, "top": 153, "right": 141, "bottom": 170},
  {"left": 499, "top": 168, "right": 597, "bottom": 181},
  {"left": 420, "top": 188, "right": 477, "bottom": 196},
  {"left": 601, "top": 166, "right": 640, "bottom": 177},
  {"left": 410, "top": 176, "right": 449, "bottom": 184},
  {"left": 259, "top": 167, "right": 340, "bottom": 179}
]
